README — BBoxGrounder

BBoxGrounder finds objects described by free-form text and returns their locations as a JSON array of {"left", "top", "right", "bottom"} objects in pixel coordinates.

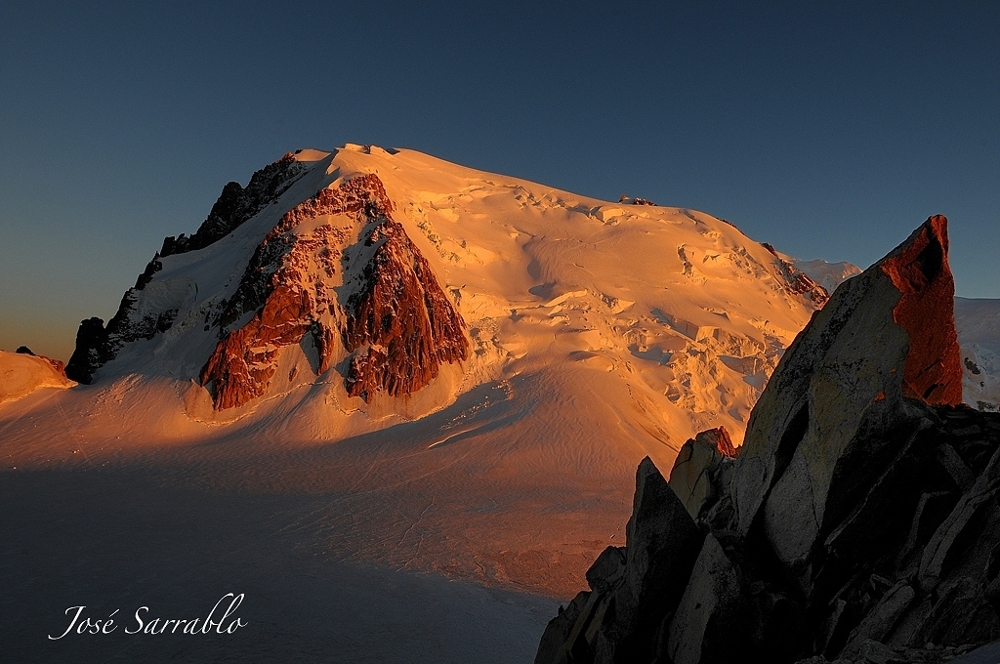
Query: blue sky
[{"left": 2, "top": 1, "right": 998, "bottom": 360}]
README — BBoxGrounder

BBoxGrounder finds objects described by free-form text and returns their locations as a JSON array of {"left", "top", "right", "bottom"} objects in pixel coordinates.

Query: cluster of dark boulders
[
  {"left": 618, "top": 194, "right": 657, "bottom": 206},
  {"left": 536, "top": 217, "right": 1000, "bottom": 664}
]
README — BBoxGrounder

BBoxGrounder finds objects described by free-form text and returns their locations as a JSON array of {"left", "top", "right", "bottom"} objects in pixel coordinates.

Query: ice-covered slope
[{"left": 956, "top": 297, "right": 1000, "bottom": 411}]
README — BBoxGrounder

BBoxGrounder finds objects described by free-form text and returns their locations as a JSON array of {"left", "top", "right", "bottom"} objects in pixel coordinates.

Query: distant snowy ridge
[{"left": 0, "top": 350, "right": 75, "bottom": 405}]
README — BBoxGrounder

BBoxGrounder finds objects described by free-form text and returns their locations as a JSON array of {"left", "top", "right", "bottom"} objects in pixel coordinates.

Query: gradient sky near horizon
[{"left": 2, "top": 1, "right": 999, "bottom": 361}]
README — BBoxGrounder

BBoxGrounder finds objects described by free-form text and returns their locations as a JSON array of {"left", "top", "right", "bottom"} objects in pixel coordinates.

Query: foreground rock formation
[{"left": 536, "top": 217, "right": 1000, "bottom": 664}]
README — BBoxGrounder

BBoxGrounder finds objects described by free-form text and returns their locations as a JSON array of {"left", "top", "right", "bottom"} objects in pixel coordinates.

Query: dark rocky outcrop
[
  {"left": 536, "top": 216, "right": 1000, "bottom": 664},
  {"left": 66, "top": 153, "right": 307, "bottom": 384},
  {"left": 65, "top": 296, "right": 178, "bottom": 384},
  {"left": 537, "top": 459, "right": 703, "bottom": 664},
  {"left": 65, "top": 317, "right": 110, "bottom": 383},
  {"left": 159, "top": 152, "right": 306, "bottom": 257}
]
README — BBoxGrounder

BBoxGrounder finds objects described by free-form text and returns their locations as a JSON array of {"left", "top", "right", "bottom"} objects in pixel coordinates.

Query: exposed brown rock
[
  {"left": 200, "top": 176, "right": 388, "bottom": 410},
  {"left": 200, "top": 282, "right": 331, "bottom": 411},
  {"left": 880, "top": 215, "right": 963, "bottom": 406},
  {"left": 344, "top": 218, "right": 468, "bottom": 402},
  {"left": 200, "top": 172, "right": 467, "bottom": 410},
  {"left": 216, "top": 174, "right": 389, "bottom": 333}
]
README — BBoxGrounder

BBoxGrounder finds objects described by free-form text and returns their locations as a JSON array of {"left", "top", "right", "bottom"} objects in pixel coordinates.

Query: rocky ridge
[
  {"left": 762, "top": 242, "right": 831, "bottom": 308},
  {"left": 65, "top": 153, "right": 308, "bottom": 384},
  {"left": 342, "top": 213, "right": 469, "bottom": 402},
  {"left": 536, "top": 217, "right": 1000, "bottom": 664},
  {"left": 159, "top": 152, "right": 307, "bottom": 257}
]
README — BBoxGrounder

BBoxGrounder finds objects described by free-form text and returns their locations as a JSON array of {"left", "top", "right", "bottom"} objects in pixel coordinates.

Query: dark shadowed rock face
[
  {"left": 535, "top": 459, "right": 703, "bottom": 664},
  {"left": 159, "top": 153, "right": 306, "bottom": 257},
  {"left": 536, "top": 217, "right": 1000, "bottom": 664},
  {"left": 200, "top": 173, "right": 468, "bottom": 410}
]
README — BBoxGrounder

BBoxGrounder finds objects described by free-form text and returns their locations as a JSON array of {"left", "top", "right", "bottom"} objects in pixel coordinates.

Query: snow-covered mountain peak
[{"left": 55, "top": 146, "right": 841, "bottom": 455}]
